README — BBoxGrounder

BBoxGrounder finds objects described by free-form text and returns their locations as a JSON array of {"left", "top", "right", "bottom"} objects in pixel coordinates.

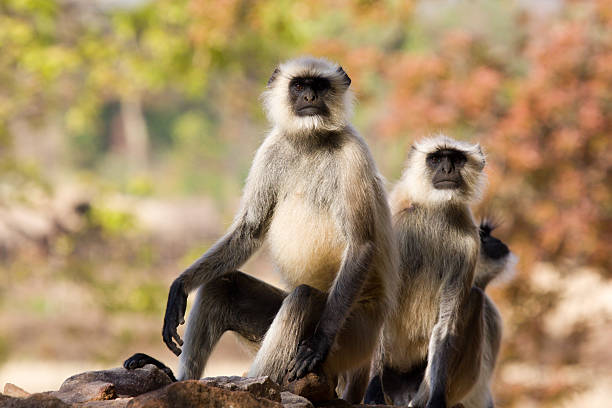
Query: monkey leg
[
  {"left": 322, "top": 302, "right": 384, "bottom": 403},
  {"left": 460, "top": 294, "right": 502, "bottom": 408},
  {"left": 364, "top": 373, "right": 386, "bottom": 404},
  {"left": 248, "top": 284, "right": 326, "bottom": 383},
  {"left": 248, "top": 285, "right": 382, "bottom": 402},
  {"left": 446, "top": 287, "right": 485, "bottom": 404},
  {"left": 340, "top": 363, "right": 371, "bottom": 404},
  {"left": 362, "top": 359, "right": 427, "bottom": 406},
  {"left": 178, "top": 271, "right": 286, "bottom": 380},
  {"left": 411, "top": 287, "right": 485, "bottom": 408}
]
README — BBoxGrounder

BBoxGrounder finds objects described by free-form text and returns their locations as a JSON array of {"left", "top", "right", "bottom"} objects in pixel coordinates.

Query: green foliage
[
  {"left": 125, "top": 175, "right": 155, "bottom": 196},
  {"left": 88, "top": 205, "right": 136, "bottom": 237},
  {"left": 100, "top": 281, "right": 166, "bottom": 315}
]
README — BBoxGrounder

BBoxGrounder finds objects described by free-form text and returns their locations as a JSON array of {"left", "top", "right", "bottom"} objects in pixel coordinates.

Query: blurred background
[{"left": 0, "top": 0, "right": 610, "bottom": 406}]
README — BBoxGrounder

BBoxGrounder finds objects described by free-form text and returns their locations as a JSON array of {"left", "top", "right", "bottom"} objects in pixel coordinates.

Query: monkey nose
[{"left": 303, "top": 92, "right": 316, "bottom": 103}]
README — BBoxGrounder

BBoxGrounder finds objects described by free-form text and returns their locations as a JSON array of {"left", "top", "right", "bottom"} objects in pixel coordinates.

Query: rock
[
  {"left": 59, "top": 365, "right": 172, "bottom": 398},
  {"left": 127, "top": 380, "right": 283, "bottom": 408},
  {"left": 282, "top": 372, "right": 335, "bottom": 403},
  {"left": 51, "top": 380, "right": 116, "bottom": 404},
  {"left": 0, "top": 393, "right": 70, "bottom": 407},
  {"left": 200, "top": 375, "right": 281, "bottom": 402},
  {"left": 280, "top": 391, "right": 314, "bottom": 408},
  {"left": 78, "top": 398, "right": 133, "bottom": 407},
  {"left": 3, "top": 383, "right": 31, "bottom": 398}
]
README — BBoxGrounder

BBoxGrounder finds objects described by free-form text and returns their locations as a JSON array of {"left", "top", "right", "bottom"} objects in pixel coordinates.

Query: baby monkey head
[
  {"left": 263, "top": 56, "right": 353, "bottom": 134},
  {"left": 399, "top": 135, "right": 486, "bottom": 205}
]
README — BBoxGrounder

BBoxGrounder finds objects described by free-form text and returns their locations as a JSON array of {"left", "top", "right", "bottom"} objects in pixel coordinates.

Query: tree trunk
[{"left": 120, "top": 95, "right": 149, "bottom": 169}]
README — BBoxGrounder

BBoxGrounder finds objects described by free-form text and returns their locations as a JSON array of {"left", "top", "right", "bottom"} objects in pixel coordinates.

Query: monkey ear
[
  {"left": 406, "top": 145, "right": 417, "bottom": 161},
  {"left": 337, "top": 66, "right": 351, "bottom": 87},
  {"left": 475, "top": 144, "right": 486, "bottom": 169},
  {"left": 267, "top": 67, "right": 280, "bottom": 86}
]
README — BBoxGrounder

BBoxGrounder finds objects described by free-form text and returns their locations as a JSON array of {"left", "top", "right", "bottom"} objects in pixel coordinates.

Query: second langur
[
  {"left": 364, "top": 136, "right": 516, "bottom": 408},
  {"left": 124, "top": 57, "right": 399, "bottom": 403}
]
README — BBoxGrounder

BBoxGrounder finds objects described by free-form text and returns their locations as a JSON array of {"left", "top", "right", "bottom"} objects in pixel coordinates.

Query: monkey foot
[{"left": 123, "top": 353, "right": 177, "bottom": 382}]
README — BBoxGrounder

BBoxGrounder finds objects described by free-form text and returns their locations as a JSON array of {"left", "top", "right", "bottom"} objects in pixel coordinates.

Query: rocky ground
[{"left": 0, "top": 365, "right": 388, "bottom": 408}]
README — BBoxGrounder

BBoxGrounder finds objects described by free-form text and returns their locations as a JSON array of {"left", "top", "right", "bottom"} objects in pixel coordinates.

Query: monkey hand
[
  {"left": 162, "top": 278, "right": 188, "bottom": 356},
  {"left": 287, "top": 332, "right": 332, "bottom": 381}
]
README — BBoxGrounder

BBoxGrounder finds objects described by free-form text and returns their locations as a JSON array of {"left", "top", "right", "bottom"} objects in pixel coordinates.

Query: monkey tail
[{"left": 475, "top": 218, "right": 518, "bottom": 290}]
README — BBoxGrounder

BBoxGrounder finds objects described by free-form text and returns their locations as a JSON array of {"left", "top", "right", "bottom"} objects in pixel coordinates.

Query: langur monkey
[
  {"left": 364, "top": 136, "right": 516, "bottom": 408},
  {"left": 124, "top": 57, "right": 398, "bottom": 403}
]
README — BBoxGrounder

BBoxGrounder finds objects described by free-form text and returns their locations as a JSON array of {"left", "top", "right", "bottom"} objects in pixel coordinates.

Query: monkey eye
[{"left": 295, "top": 83, "right": 303, "bottom": 91}]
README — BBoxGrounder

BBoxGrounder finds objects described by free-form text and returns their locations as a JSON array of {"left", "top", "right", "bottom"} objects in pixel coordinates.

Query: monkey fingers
[
  {"left": 162, "top": 278, "right": 188, "bottom": 356},
  {"left": 287, "top": 337, "right": 327, "bottom": 381}
]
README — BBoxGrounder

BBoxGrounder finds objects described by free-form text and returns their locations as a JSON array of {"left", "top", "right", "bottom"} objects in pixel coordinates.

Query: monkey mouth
[
  {"left": 296, "top": 106, "right": 327, "bottom": 116},
  {"left": 433, "top": 180, "right": 461, "bottom": 189}
]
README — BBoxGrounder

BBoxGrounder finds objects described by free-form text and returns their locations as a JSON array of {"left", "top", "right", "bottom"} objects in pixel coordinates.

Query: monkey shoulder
[{"left": 337, "top": 136, "right": 386, "bottom": 195}]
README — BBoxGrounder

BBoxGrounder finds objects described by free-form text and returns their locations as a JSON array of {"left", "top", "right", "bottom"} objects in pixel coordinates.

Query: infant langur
[
  {"left": 365, "top": 136, "right": 516, "bottom": 408},
  {"left": 124, "top": 57, "right": 398, "bottom": 403}
]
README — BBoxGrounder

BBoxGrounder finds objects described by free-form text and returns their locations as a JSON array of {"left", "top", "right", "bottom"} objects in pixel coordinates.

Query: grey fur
[
  {"left": 376, "top": 136, "right": 511, "bottom": 408},
  {"left": 170, "top": 57, "right": 398, "bottom": 403}
]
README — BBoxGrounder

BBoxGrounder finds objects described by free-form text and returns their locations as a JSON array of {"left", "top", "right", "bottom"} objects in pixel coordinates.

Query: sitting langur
[
  {"left": 124, "top": 57, "right": 398, "bottom": 402},
  {"left": 364, "top": 136, "right": 515, "bottom": 408}
]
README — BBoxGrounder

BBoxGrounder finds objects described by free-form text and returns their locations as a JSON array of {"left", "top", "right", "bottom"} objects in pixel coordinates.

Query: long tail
[{"left": 475, "top": 218, "right": 517, "bottom": 290}]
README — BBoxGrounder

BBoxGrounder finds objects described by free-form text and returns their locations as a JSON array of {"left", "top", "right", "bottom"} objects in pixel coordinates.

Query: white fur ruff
[
  {"left": 262, "top": 56, "right": 354, "bottom": 134},
  {"left": 396, "top": 134, "right": 487, "bottom": 206}
]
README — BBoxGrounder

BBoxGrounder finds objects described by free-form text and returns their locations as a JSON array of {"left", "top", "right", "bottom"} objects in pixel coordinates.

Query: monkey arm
[
  {"left": 162, "top": 144, "right": 279, "bottom": 356},
  {"left": 418, "top": 259, "right": 476, "bottom": 408},
  {"left": 288, "top": 240, "right": 375, "bottom": 380},
  {"left": 162, "top": 221, "right": 269, "bottom": 355}
]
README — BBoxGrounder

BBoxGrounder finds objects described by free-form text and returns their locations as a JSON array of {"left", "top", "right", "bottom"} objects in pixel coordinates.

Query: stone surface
[
  {"left": 127, "top": 380, "right": 283, "bottom": 408},
  {"left": 280, "top": 391, "right": 314, "bottom": 408},
  {"left": 3, "top": 383, "right": 31, "bottom": 398},
  {"left": 59, "top": 365, "right": 172, "bottom": 398},
  {"left": 51, "top": 380, "right": 116, "bottom": 404},
  {"left": 2, "top": 370, "right": 400, "bottom": 407},
  {"left": 282, "top": 372, "right": 336, "bottom": 403},
  {"left": 0, "top": 393, "right": 70, "bottom": 407},
  {"left": 201, "top": 375, "right": 281, "bottom": 402},
  {"left": 78, "top": 398, "right": 133, "bottom": 407}
]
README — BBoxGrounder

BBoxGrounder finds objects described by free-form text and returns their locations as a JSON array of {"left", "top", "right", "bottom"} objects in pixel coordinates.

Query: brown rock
[
  {"left": 78, "top": 398, "right": 133, "bottom": 407},
  {"left": 0, "top": 393, "right": 70, "bottom": 407},
  {"left": 3, "top": 383, "right": 30, "bottom": 398},
  {"left": 127, "top": 380, "right": 283, "bottom": 408},
  {"left": 280, "top": 391, "right": 314, "bottom": 408},
  {"left": 200, "top": 375, "right": 281, "bottom": 402},
  {"left": 51, "top": 380, "right": 116, "bottom": 404},
  {"left": 282, "top": 373, "right": 335, "bottom": 403},
  {"left": 59, "top": 365, "right": 172, "bottom": 398}
]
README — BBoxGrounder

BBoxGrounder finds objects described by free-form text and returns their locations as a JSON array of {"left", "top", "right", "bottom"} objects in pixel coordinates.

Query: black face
[
  {"left": 426, "top": 149, "right": 468, "bottom": 190},
  {"left": 289, "top": 77, "right": 331, "bottom": 117}
]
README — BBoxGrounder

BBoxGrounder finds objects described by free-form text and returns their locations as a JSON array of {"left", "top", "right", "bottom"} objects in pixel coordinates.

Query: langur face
[
  {"left": 289, "top": 76, "right": 331, "bottom": 117},
  {"left": 426, "top": 149, "right": 468, "bottom": 190}
]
